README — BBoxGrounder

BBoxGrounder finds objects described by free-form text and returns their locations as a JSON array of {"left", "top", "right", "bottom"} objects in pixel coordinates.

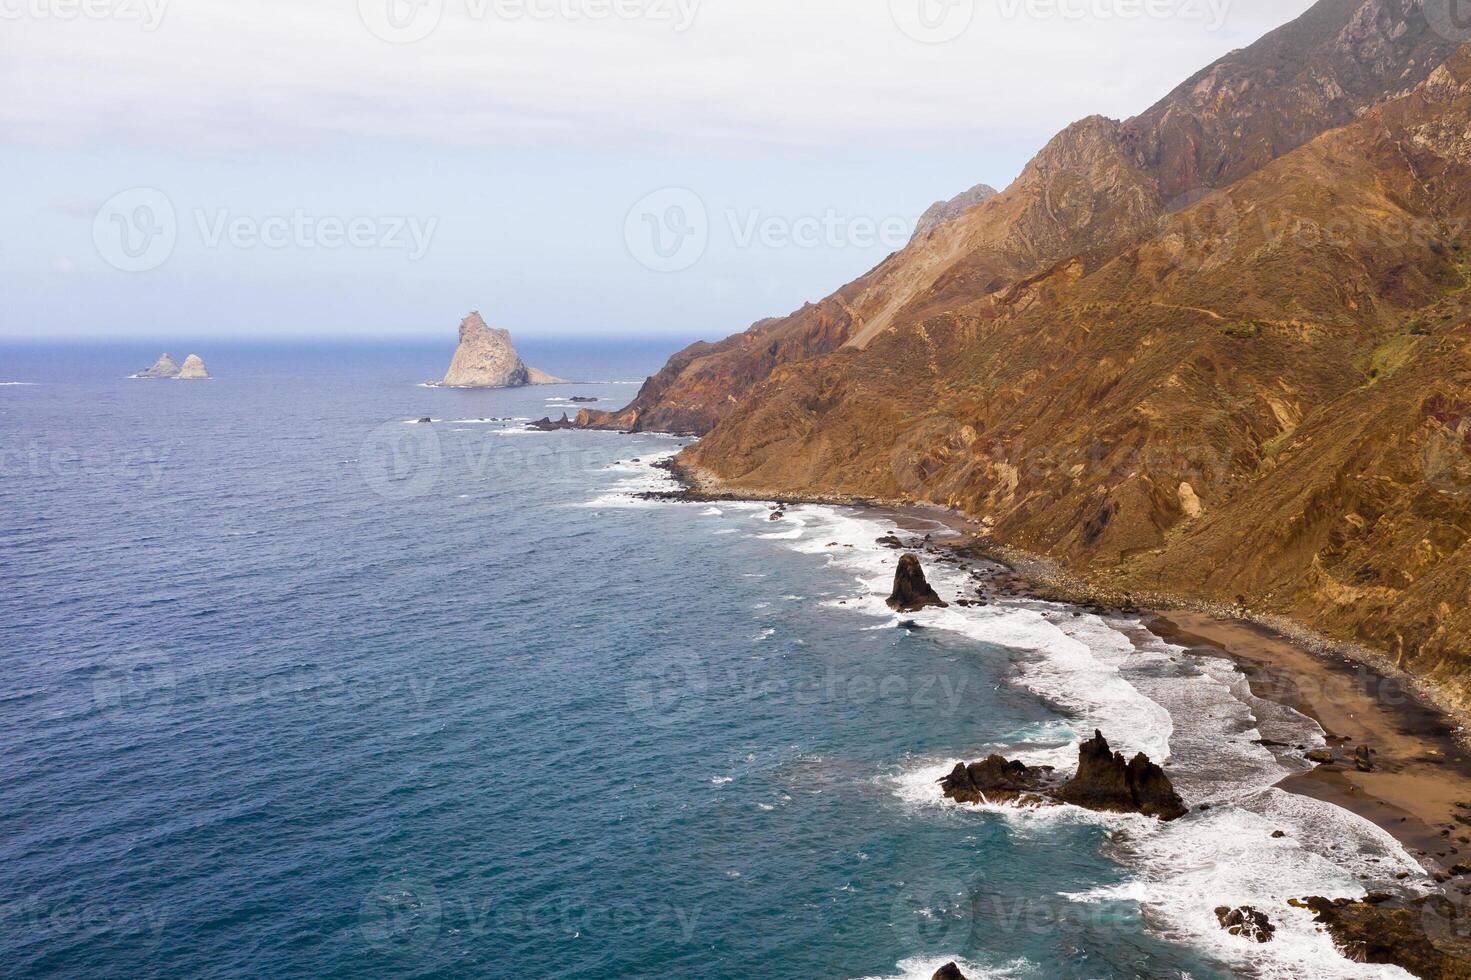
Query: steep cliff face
[
  {"left": 681, "top": 44, "right": 1471, "bottom": 708},
  {"left": 582, "top": 0, "right": 1457, "bottom": 436},
  {"left": 441, "top": 312, "right": 567, "bottom": 388}
]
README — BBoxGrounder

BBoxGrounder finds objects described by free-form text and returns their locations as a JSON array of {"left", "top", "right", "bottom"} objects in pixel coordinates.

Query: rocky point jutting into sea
[{"left": 580, "top": 0, "right": 1471, "bottom": 717}]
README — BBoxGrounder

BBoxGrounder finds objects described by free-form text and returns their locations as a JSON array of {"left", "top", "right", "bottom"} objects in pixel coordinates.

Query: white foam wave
[{"left": 711, "top": 500, "right": 1432, "bottom": 977}]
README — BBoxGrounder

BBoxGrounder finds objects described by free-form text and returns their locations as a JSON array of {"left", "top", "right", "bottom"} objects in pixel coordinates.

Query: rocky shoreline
[{"left": 630, "top": 450, "right": 1471, "bottom": 976}]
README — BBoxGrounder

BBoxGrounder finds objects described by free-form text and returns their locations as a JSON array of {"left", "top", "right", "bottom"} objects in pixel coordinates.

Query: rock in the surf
[
  {"left": 1215, "top": 906, "right": 1275, "bottom": 943},
  {"left": 940, "top": 756, "right": 1053, "bottom": 807},
  {"left": 1355, "top": 745, "right": 1375, "bottom": 772},
  {"left": 1055, "top": 731, "right": 1188, "bottom": 821},
  {"left": 134, "top": 353, "right": 180, "bottom": 379},
  {"left": 932, "top": 964, "right": 969, "bottom": 980},
  {"left": 528, "top": 414, "right": 576, "bottom": 431},
  {"left": 887, "top": 554, "right": 949, "bottom": 612},
  {"left": 175, "top": 354, "right": 210, "bottom": 380},
  {"left": 1293, "top": 894, "right": 1471, "bottom": 977},
  {"left": 940, "top": 731, "right": 1186, "bottom": 821}
]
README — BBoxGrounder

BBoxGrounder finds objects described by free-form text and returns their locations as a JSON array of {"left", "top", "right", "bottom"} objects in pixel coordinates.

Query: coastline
[{"left": 655, "top": 456, "right": 1471, "bottom": 883}]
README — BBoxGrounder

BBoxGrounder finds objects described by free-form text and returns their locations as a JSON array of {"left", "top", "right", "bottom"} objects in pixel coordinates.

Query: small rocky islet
[{"left": 133, "top": 352, "right": 210, "bottom": 380}]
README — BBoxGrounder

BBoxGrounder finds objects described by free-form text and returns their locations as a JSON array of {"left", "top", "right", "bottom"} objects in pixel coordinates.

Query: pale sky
[{"left": 1, "top": 0, "right": 1318, "bottom": 340}]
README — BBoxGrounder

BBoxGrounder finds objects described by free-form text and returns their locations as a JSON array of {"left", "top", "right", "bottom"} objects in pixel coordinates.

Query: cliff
[
  {"left": 585, "top": 3, "right": 1471, "bottom": 710},
  {"left": 441, "top": 312, "right": 568, "bottom": 388}
]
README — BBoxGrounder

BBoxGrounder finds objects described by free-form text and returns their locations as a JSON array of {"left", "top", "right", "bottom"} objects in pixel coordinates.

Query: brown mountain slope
[
  {"left": 680, "top": 48, "right": 1471, "bottom": 709},
  {"left": 582, "top": 0, "right": 1457, "bottom": 434}
]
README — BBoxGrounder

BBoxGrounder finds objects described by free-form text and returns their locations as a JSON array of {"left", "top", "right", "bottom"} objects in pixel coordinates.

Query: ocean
[{"left": 0, "top": 341, "right": 1428, "bottom": 978}]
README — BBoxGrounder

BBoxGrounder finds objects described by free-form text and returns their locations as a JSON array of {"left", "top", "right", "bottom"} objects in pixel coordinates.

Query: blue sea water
[{"left": 0, "top": 342, "right": 1429, "bottom": 979}]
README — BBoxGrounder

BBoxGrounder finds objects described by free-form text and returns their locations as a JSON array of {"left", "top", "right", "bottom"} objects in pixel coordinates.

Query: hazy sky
[{"left": 2, "top": 0, "right": 1319, "bottom": 340}]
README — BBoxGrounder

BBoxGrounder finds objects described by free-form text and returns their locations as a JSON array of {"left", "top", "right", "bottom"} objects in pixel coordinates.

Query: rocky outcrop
[
  {"left": 528, "top": 414, "right": 576, "bottom": 431},
  {"left": 931, "top": 965, "right": 968, "bottom": 980},
  {"left": 1215, "top": 906, "right": 1275, "bottom": 943},
  {"left": 940, "top": 731, "right": 1187, "bottom": 821},
  {"left": 887, "top": 554, "right": 948, "bottom": 612},
  {"left": 912, "top": 183, "right": 998, "bottom": 240},
  {"left": 175, "top": 355, "right": 210, "bottom": 380},
  {"left": 1055, "top": 731, "right": 1189, "bottom": 821},
  {"left": 1293, "top": 895, "right": 1471, "bottom": 978},
  {"left": 134, "top": 353, "right": 179, "bottom": 379},
  {"left": 441, "top": 312, "right": 567, "bottom": 388}
]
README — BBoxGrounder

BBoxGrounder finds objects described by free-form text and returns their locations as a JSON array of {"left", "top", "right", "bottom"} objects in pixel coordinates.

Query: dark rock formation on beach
[
  {"left": 940, "top": 756, "right": 1054, "bottom": 807},
  {"left": 528, "top": 414, "right": 576, "bottom": 431},
  {"left": 941, "top": 731, "right": 1186, "bottom": 821},
  {"left": 932, "top": 964, "right": 969, "bottom": 980},
  {"left": 1294, "top": 895, "right": 1471, "bottom": 979},
  {"left": 1215, "top": 906, "right": 1275, "bottom": 943},
  {"left": 1355, "top": 745, "right": 1376, "bottom": 773},
  {"left": 1055, "top": 731, "right": 1189, "bottom": 821},
  {"left": 888, "top": 554, "right": 948, "bottom": 613}
]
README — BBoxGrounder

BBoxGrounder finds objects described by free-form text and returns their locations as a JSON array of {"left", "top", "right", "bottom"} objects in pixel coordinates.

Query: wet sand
[{"left": 1152, "top": 611, "right": 1471, "bottom": 874}]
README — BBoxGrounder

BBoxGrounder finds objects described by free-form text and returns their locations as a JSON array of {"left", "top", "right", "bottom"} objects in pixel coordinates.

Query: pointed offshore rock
[
  {"left": 887, "top": 554, "right": 948, "bottom": 613},
  {"left": 941, "top": 731, "right": 1186, "bottom": 821},
  {"left": 932, "top": 965, "right": 969, "bottom": 980},
  {"left": 134, "top": 353, "right": 180, "bottom": 379},
  {"left": 174, "top": 354, "right": 210, "bottom": 380},
  {"left": 1055, "top": 731, "right": 1188, "bottom": 821},
  {"left": 441, "top": 311, "right": 568, "bottom": 388}
]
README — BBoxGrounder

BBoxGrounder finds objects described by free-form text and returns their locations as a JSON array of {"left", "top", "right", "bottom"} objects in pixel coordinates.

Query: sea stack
[
  {"left": 440, "top": 311, "right": 567, "bottom": 388},
  {"left": 175, "top": 354, "right": 210, "bottom": 380},
  {"left": 134, "top": 353, "right": 180, "bottom": 379},
  {"left": 932, "top": 965, "right": 969, "bottom": 980},
  {"left": 887, "top": 554, "right": 949, "bottom": 613},
  {"left": 1054, "top": 731, "right": 1188, "bottom": 821}
]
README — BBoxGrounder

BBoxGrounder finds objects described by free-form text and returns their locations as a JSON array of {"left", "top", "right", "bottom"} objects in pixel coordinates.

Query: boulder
[
  {"left": 1215, "top": 906, "right": 1275, "bottom": 943},
  {"left": 1306, "top": 749, "right": 1336, "bottom": 765},
  {"left": 1355, "top": 745, "right": 1375, "bottom": 773},
  {"left": 888, "top": 554, "right": 949, "bottom": 613},
  {"left": 932, "top": 965, "right": 969, "bottom": 980}
]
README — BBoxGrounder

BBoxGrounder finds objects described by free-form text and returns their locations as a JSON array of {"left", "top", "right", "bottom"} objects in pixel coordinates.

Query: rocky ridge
[{"left": 584, "top": 4, "right": 1471, "bottom": 712}]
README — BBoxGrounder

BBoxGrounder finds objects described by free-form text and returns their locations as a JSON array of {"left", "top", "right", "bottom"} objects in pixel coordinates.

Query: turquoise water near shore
[{"left": 0, "top": 343, "right": 1426, "bottom": 978}]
